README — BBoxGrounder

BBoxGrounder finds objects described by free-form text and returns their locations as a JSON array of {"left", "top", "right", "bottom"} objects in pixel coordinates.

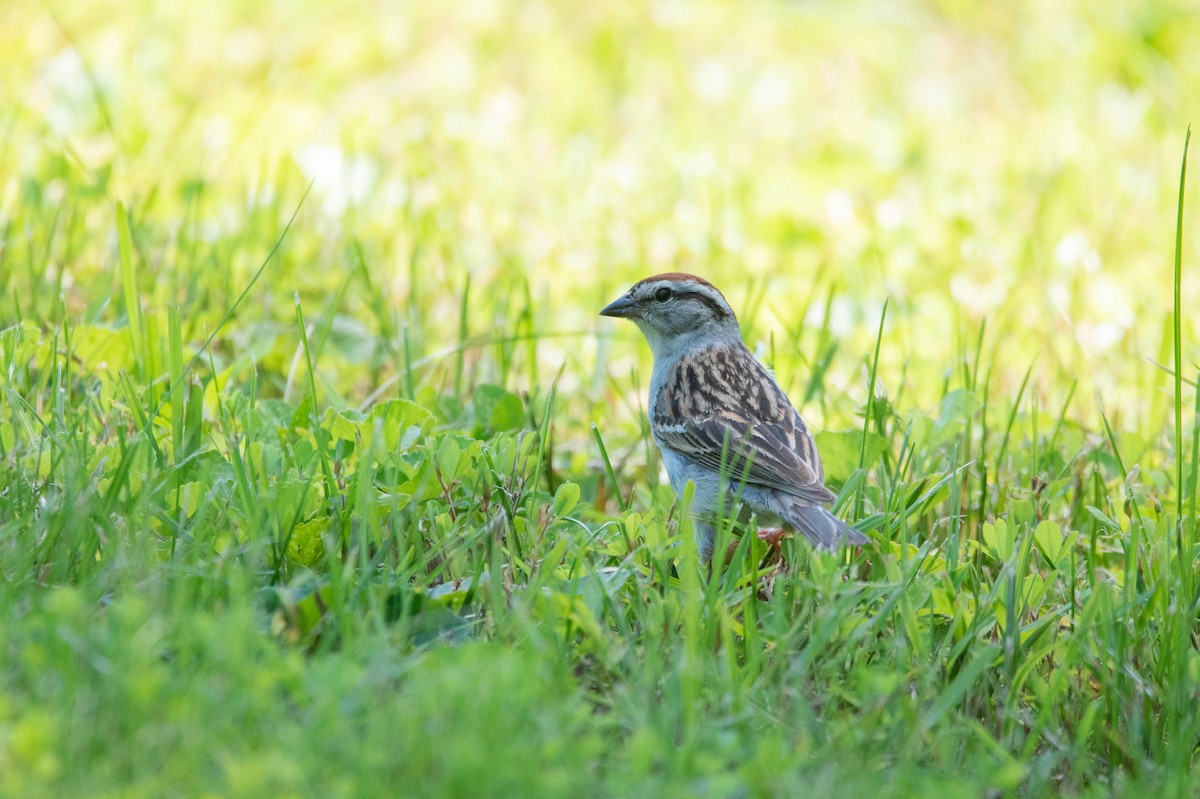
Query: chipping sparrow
[{"left": 601, "top": 272, "right": 868, "bottom": 562}]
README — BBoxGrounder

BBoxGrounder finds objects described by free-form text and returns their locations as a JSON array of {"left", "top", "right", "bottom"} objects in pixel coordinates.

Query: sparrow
[{"left": 600, "top": 272, "right": 867, "bottom": 562}]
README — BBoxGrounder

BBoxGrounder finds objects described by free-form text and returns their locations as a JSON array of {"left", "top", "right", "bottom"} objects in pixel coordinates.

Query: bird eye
[{"left": 654, "top": 287, "right": 672, "bottom": 302}]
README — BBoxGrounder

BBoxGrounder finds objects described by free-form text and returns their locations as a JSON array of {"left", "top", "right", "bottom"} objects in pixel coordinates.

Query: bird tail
[{"left": 783, "top": 503, "right": 868, "bottom": 550}]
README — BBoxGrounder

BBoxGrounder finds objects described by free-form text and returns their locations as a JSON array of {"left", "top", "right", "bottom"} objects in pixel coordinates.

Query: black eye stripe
[
  {"left": 673, "top": 290, "right": 731, "bottom": 319},
  {"left": 637, "top": 283, "right": 732, "bottom": 320}
]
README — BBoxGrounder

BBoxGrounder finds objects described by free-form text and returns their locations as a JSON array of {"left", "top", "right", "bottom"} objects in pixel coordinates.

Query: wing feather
[{"left": 651, "top": 346, "right": 835, "bottom": 504}]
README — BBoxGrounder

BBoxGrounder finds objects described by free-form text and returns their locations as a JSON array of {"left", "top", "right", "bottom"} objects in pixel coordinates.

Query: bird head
[{"left": 600, "top": 273, "right": 741, "bottom": 357}]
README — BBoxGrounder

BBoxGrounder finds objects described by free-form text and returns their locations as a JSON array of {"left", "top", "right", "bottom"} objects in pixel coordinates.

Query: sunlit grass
[{"left": 2, "top": 0, "right": 1200, "bottom": 795}]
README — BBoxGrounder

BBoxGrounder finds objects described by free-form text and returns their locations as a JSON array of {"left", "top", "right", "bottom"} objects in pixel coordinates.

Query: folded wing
[{"left": 651, "top": 346, "right": 835, "bottom": 504}]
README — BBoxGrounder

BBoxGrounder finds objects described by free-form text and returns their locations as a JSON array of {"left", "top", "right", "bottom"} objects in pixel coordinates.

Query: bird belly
[
  {"left": 658, "top": 447, "right": 789, "bottom": 522},
  {"left": 657, "top": 446, "right": 723, "bottom": 516}
]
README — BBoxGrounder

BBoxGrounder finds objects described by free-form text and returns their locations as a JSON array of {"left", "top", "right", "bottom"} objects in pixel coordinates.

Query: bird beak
[{"left": 599, "top": 295, "right": 637, "bottom": 318}]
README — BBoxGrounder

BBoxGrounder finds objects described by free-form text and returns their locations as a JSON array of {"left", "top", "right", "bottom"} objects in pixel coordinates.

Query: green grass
[{"left": 3, "top": 0, "right": 1200, "bottom": 796}]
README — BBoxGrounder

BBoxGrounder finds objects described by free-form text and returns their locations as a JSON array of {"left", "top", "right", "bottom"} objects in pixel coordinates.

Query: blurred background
[
  {"left": 8, "top": 4, "right": 1200, "bottom": 793},
  {"left": 3, "top": 0, "right": 1199, "bottom": 442}
]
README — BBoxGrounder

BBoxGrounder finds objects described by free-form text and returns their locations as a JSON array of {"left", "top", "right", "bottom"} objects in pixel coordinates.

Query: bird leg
[{"left": 756, "top": 527, "right": 787, "bottom": 549}]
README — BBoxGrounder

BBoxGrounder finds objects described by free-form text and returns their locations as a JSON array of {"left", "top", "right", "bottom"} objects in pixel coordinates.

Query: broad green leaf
[
  {"left": 901, "top": 411, "right": 935, "bottom": 446},
  {"left": 929, "top": 586, "right": 956, "bottom": 618},
  {"left": 258, "top": 399, "right": 295, "bottom": 424},
  {"left": 1022, "top": 573, "right": 1048, "bottom": 608},
  {"left": 286, "top": 517, "right": 327, "bottom": 567},
  {"left": 930, "top": 389, "right": 979, "bottom": 446},
  {"left": 202, "top": 366, "right": 237, "bottom": 422},
  {"left": 553, "top": 481, "right": 581, "bottom": 517},
  {"left": 291, "top": 395, "right": 316, "bottom": 430},
  {"left": 426, "top": 576, "right": 480, "bottom": 605},
  {"left": 982, "top": 518, "right": 1013, "bottom": 561},
  {"left": 1010, "top": 498, "right": 1035, "bottom": 525},
  {"left": 323, "top": 408, "right": 363, "bottom": 442},
  {"left": 367, "top": 398, "right": 435, "bottom": 452},
  {"left": 437, "top": 436, "right": 461, "bottom": 479},
  {"left": 473, "top": 384, "right": 525, "bottom": 433},
  {"left": 165, "top": 482, "right": 206, "bottom": 517},
  {"left": 276, "top": 479, "right": 323, "bottom": 520},
  {"left": 72, "top": 325, "right": 134, "bottom": 375},
  {"left": 813, "top": 429, "right": 887, "bottom": 483},
  {"left": 1085, "top": 505, "right": 1121, "bottom": 531},
  {"left": 1033, "top": 520, "right": 1065, "bottom": 565}
]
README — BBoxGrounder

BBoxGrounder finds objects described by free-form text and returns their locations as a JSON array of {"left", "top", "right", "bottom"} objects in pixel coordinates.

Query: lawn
[{"left": 3, "top": 0, "right": 1200, "bottom": 796}]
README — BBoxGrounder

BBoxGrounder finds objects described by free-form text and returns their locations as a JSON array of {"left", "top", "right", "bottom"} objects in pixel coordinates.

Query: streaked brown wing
[{"left": 652, "top": 347, "right": 836, "bottom": 503}]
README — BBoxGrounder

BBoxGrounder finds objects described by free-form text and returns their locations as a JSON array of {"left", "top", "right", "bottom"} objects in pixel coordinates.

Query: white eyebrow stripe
[{"left": 632, "top": 278, "right": 734, "bottom": 317}]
